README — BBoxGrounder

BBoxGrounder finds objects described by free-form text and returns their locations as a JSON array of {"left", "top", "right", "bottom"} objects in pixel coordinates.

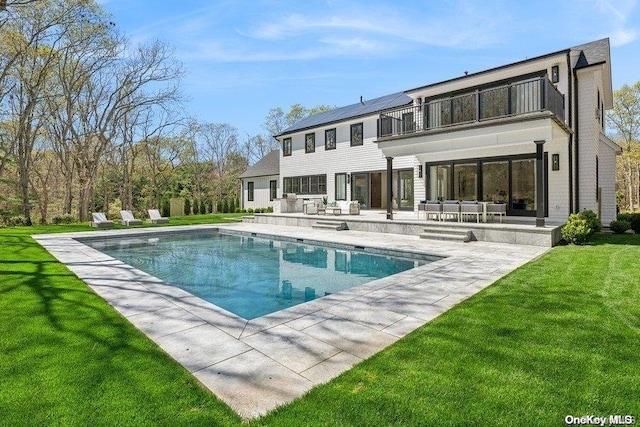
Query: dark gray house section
[{"left": 239, "top": 150, "right": 280, "bottom": 178}]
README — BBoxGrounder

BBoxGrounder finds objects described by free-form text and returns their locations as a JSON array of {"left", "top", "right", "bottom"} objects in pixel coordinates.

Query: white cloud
[{"left": 595, "top": 0, "right": 638, "bottom": 46}]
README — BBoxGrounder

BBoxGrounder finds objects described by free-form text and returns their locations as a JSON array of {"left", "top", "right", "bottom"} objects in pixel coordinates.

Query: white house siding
[
  {"left": 576, "top": 68, "right": 599, "bottom": 215},
  {"left": 279, "top": 114, "right": 416, "bottom": 205},
  {"left": 241, "top": 175, "right": 278, "bottom": 210}
]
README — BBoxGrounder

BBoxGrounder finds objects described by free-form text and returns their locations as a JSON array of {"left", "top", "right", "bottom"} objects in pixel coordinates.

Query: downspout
[
  {"left": 574, "top": 71, "right": 580, "bottom": 212},
  {"left": 566, "top": 52, "right": 574, "bottom": 214}
]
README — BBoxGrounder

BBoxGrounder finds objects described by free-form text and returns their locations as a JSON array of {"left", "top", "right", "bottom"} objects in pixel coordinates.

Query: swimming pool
[{"left": 83, "top": 230, "right": 440, "bottom": 320}]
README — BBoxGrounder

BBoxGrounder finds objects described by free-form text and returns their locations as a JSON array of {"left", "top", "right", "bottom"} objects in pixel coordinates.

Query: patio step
[
  {"left": 241, "top": 215, "right": 256, "bottom": 223},
  {"left": 312, "top": 220, "right": 349, "bottom": 231},
  {"left": 420, "top": 226, "right": 472, "bottom": 243}
]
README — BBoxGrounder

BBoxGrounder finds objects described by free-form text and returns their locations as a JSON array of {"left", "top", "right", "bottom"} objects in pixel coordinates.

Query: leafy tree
[
  {"left": 608, "top": 82, "right": 640, "bottom": 210},
  {"left": 183, "top": 197, "right": 190, "bottom": 215}
]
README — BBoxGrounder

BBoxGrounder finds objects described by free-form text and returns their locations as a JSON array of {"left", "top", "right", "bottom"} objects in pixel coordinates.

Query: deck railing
[{"left": 379, "top": 77, "right": 565, "bottom": 138}]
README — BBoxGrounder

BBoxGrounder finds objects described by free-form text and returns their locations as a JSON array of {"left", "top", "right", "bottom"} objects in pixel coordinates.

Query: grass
[{"left": 1, "top": 219, "right": 639, "bottom": 426}]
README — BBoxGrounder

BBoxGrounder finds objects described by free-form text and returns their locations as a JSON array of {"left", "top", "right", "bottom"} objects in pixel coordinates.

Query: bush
[
  {"left": 617, "top": 212, "right": 633, "bottom": 222},
  {"left": 579, "top": 209, "right": 601, "bottom": 233},
  {"left": 609, "top": 220, "right": 630, "bottom": 234},
  {"left": 629, "top": 213, "right": 640, "bottom": 234},
  {"left": 235, "top": 208, "right": 243, "bottom": 213},
  {"left": 161, "top": 200, "right": 170, "bottom": 218},
  {"left": 247, "top": 208, "right": 254, "bottom": 214},
  {"left": 184, "top": 198, "right": 191, "bottom": 215},
  {"left": 561, "top": 213, "right": 592, "bottom": 245},
  {"left": 7, "top": 215, "right": 28, "bottom": 227},
  {"left": 222, "top": 199, "right": 229, "bottom": 213},
  {"left": 266, "top": 206, "right": 273, "bottom": 213},
  {"left": 199, "top": 199, "right": 207, "bottom": 214},
  {"left": 52, "top": 214, "right": 74, "bottom": 225},
  {"left": 216, "top": 201, "right": 223, "bottom": 214},
  {"left": 192, "top": 199, "right": 199, "bottom": 215}
]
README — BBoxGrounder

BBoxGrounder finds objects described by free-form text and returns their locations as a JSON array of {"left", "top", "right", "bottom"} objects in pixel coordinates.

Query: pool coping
[{"left": 33, "top": 223, "right": 549, "bottom": 419}]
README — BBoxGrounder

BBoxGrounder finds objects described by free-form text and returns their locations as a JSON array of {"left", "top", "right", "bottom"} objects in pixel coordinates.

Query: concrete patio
[{"left": 34, "top": 223, "right": 549, "bottom": 419}]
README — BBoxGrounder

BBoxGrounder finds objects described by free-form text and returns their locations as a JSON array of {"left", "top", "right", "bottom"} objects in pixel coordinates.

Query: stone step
[
  {"left": 311, "top": 220, "right": 348, "bottom": 231},
  {"left": 420, "top": 227, "right": 472, "bottom": 243},
  {"left": 241, "top": 216, "right": 256, "bottom": 223}
]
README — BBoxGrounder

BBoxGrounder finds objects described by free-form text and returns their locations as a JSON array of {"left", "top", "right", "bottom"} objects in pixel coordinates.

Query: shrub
[
  {"left": 617, "top": 212, "right": 633, "bottom": 222},
  {"left": 161, "top": 199, "right": 170, "bottom": 218},
  {"left": 609, "top": 220, "right": 630, "bottom": 234},
  {"left": 229, "top": 198, "right": 236, "bottom": 213},
  {"left": 7, "top": 215, "right": 28, "bottom": 227},
  {"left": 216, "top": 200, "right": 223, "bottom": 213},
  {"left": 184, "top": 198, "right": 191, "bottom": 215},
  {"left": 199, "top": 199, "right": 207, "bottom": 214},
  {"left": 52, "top": 214, "right": 74, "bottom": 225},
  {"left": 561, "top": 213, "right": 592, "bottom": 245},
  {"left": 579, "top": 209, "right": 601, "bottom": 233},
  {"left": 192, "top": 199, "right": 199, "bottom": 215},
  {"left": 266, "top": 206, "right": 273, "bottom": 213},
  {"left": 247, "top": 208, "right": 254, "bottom": 214},
  {"left": 629, "top": 213, "right": 640, "bottom": 234},
  {"left": 235, "top": 208, "right": 242, "bottom": 213},
  {"left": 222, "top": 199, "right": 229, "bottom": 213}
]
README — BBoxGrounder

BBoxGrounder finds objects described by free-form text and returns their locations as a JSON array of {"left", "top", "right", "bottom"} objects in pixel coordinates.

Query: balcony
[{"left": 378, "top": 77, "right": 565, "bottom": 139}]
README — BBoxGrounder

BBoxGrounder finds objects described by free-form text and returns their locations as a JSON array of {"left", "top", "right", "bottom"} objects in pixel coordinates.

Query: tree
[{"left": 608, "top": 82, "right": 640, "bottom": 211}]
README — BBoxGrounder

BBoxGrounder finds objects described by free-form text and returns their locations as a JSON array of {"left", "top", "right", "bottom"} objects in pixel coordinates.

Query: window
[
  {"left": 325, "top": 128, "right": 336, "bottom": 150},
  {"left": 283, "top": 175, "right": 327, "bottom": 195},
  {"left": 247, "top": 182, "right": 254, "bottom": 201},
  {"left": 270, "top": 180, "right": 277, "bottom": 201},
  {"left": 283, "top": 137, "right": 292, "bottom": 156},
  {"left": 305, "top": 133, "right": 315, "bottom": 153},
  {"left": 335, "top": 173, "right": 347, "bottom": 200},
  {"left": 350, "top": 123, "right": 363, "bottom": 146}
]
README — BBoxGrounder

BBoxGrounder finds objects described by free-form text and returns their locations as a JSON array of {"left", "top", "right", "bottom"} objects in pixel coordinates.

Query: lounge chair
[
  {"left": 486, "top": 202, "right": 507, "bottom": 223},
  {"left": 120, "top": 210, "right": 143, "bottom": 226},
  {"left": 91, "top": 212, "right": 114, "bottom": 228},
  {"left": 148, "top": 209, "right": 169, "bottom": 224},
  {"left": 425, "top": 200, "right": 442, "bottom": 221}
]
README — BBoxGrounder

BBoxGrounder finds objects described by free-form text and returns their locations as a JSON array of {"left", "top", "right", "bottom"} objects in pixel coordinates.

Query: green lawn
[{"left": 1, "top": 219, "right": 639, "bottom": 426}]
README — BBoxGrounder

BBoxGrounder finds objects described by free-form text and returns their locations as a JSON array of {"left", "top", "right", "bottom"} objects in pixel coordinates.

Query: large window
[
  {"left": 283, "top": 137, "right": 292, "bottom": 156},
  {"left": 335, "top": 173, "right": 347, "bottom": 200},
  {"left": 428, "top": 155, "right": 540, "bottom": 216},
  {"left": 283, "top": 175, "right": 327, "bottom": 195},
  {"left": 398, "top": 170, "right": 414, "bottom": 209},
  {"left": 429, "top": 164, "right": 451, "bottom": 200},
  {"left": 325, "top": 128, "right": 336, "bottom": 150},
  {"left": 482, "top": 161, "right": 508, "bottom": 203},
  {"left": 305, "top": 133, "right": 315, "bottom": 153},
  {"left": 350, "top": 123, "right": 363, "bottom": 146},
  {"left": 247, "top": 182, "right": 254, "bottom": 201},
  {"left": 454, "top": 163, "right": 477, "bottom": 200},
  {"left": 270, "top": 180, "right": 277, "bottom": 201}
]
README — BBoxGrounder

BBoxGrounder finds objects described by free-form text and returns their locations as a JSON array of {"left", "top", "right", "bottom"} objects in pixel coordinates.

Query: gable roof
[
  {"left": 277, "top": 91, "right": 412, "bottom": 137},
  {"left": 572, "top": 38, "right": 609, "bottom": 69},
  {"left": 238, "top": 150, "right": 280, "bottom": 178}
]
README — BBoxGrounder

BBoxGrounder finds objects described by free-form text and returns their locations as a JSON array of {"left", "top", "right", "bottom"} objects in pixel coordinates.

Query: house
[
  {"left": 248, "top": 38, "right": 620, "bottom": 226},
  {"left": 239, "top": 150, "right": 279, "bottom": 210}
]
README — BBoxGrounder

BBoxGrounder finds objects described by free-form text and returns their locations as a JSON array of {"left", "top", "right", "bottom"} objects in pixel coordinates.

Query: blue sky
[{"left": 98, "top": 0, "right": 639, "bottom": 138}]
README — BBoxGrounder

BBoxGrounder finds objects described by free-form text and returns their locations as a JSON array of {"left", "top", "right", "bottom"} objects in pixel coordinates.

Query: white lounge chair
[
  {"left": 91, "top": 212, "right": 114, "bottom": 228},
  {"left": 120, "top": 210, "right": 143, "bottom": 226},
  {"left": 148, "top": 209, "right": 169, "bottom": 224}
]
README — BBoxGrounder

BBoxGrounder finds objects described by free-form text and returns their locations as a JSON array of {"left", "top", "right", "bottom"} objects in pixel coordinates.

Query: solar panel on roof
[{"left": 278, "top": 92, "right": 412, "bottom": 136}]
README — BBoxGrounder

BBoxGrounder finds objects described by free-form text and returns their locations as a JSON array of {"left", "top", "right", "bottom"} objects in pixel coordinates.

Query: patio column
[
  {"left": 386, "top": 156, "right": 393, "bottom": 220},
  {"left": 534, "top": 140, "right": 545, "bottom": 227}
]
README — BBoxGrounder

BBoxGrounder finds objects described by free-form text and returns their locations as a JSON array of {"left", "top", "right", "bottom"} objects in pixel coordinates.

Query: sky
[{"left": 97, "top": 0, "right": 640, "bottom": 139}]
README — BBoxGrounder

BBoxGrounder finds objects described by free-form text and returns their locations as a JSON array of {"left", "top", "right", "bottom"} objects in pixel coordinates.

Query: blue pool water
[{"left": 84, "top": 231, "right": 439, "bottom": 320}]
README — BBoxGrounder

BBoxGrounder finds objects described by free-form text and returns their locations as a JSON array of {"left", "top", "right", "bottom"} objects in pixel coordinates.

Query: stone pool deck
[{"left": 34, "top": 223, "right": 549, "bottom": 419}]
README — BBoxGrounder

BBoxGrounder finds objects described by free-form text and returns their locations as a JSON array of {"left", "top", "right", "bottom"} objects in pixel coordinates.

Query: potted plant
[{"left": 349, "top": 200, "right": 360, "bottom": 215}]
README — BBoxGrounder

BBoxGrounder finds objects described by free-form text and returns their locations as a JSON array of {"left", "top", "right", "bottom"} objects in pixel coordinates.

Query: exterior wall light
[
  {"left": 551, "top": 65, "right": 560, "bottom": 83},
  {"left": 552, "top": 153, "right": 560, "bottom": 171}
]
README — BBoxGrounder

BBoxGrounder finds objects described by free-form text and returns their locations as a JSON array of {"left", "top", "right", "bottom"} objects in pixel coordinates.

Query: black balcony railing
[{"left": 379, "top": 77, "right": 565, "bottom": 138}]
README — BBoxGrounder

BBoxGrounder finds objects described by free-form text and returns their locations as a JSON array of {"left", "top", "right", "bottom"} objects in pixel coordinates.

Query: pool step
[
  {"left": 420, "top": 226, "right": 472, "bottom": 243},
  {"left": 312, "top": 220, "right": 349, "bottom": 231}
]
